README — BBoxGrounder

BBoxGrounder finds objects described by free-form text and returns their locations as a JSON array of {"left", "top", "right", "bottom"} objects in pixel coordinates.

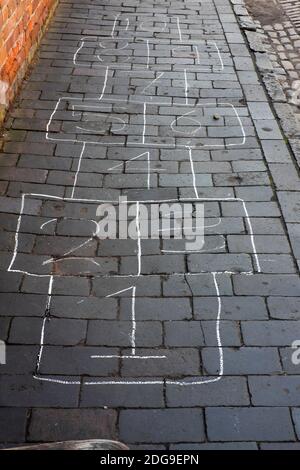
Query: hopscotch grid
[
  {"left": 46, "top": 99, "right": 246, "bottom": 149},
  {"left": 11, "top": 194, "right": 262, "bottom": 385},
  {"left": 14, "top": 12, "right": 253, "bottom": 387},
  {"left": 73, "top": 35, "right": 224, "bottom": 73}
]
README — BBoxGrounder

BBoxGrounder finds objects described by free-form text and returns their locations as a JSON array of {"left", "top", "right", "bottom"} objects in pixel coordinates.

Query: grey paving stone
[
  {"left": 0, "top": 317, "right": 11, "bottom": 341},
  {"left": 0, "top": 374, "right": 80, "bottom": 407},
  {"left": 268, "top": 297, "right": 300, "bottom": 320},
  {"left": 159, "top": 174, "right": 213, "bottom": 187},
  {"left": 170, "top": 442, "right": 258, "bottom": 450},
  {"left": 119, "top": 409, "right": 205, "bottom": 443},
  {"left": 249, "top": 376, "right": 300, "bottom": 406},
  {"left": 269, "top": 164, "right": 300, "bottom": 190},
  {"left": 248, "top": 102, "right": 274, "bottom": 120},
  {"left": 121, "top": 348, "right": 200, "bottom": 377},
  {"left": 39, "top": 346, "right": 119, "bottom": 376},
  {"left": 0, "top": 294, "right": 46, "bottom": 317},
  {"left": 120, "top": 298, "right": 192, "bottom": 321},
  {"left": 28, "top": 409, "right": 117, "bottom": 442},
  {"left": 206, "top": 407, "right": 295, "bottom": 441},
  {"left": 0, "top": 409, "right": 28, "bottom": 442},
  {"left": 260, "top": 443, "right": 300, "bottom": 450},
  {"left": 80, "top": 382, "right": 164, "bottom": 408},
  {"left": 22, "top": 276, "right": 90, "bottom": 295},
  {"left": 202, "top": 320, "right": 242, "bottom": 346},
  {"left": 211, "top": 148, "right": 263, "bottom": 161},
  {"left": 51, "top": 296, "right": 118, "bottom": 319},
  {"left": 166, "top": 377, "right": 250, "bottom": 407},
  {"left": 247, "top": 218, "right": 285, "bottom": 235},
  {"left": 164, "top": 321, "right": 205, "bottom": 347},
  {"left": 292, "top": 409, "right": 300, "bottom": 440},
  {"left": 241, "top": 320, "right": 300, "bottom": 346},
  {"left": 227, "top": 235, "right": 291, "bottom": 254},
  {"left": 279, "top": 347, "right": 300, "bottom": 375},
  {"left": 9, "top": 317, "right": 87, "bottom": 346},
  {"left": 87, "top": 320, "right": 163, "bottom": 347},
  {"left": 254, "top": 120, "right": 283, "bottom": 139},
  {"left": 92, "top": 276, "right": 161, "bottom": 297},
  {"left": 242, "top": 84, "right": 268, "bottom": 101},
  {"left": 120, "top": 254, "right": 185, "bottom": 274},
  {"left": 194, "top": 296, "right": 268, "bottom": 320},
  {"left": 278, "top": 192, "right": 300, "bottom": 223},
  {"left": 0, "top": 272, "right": 22, "bottom": 292},
  {"left": 213, "top": 172, "right": 270, "bottom": 186},
  {"left": 203, "top": 347, "right": 282, "bottom": 375},
  {"left": 261, "top": 140, "right": 292, "bottom": 163},
  {"left": 234, "top": 186, "right": 274, "bottom": 201},
  {"left": 163, "top": 274, "right": 233, "bottom": 296},
  {"left": 233, "top": 275, "right": 300, "bottom": 296},
  {"left": 188, "top": 253, "right": 253, "bottom": 273},
  {"left": 287, "top": 223, "right": 300, "bottom": 259}
]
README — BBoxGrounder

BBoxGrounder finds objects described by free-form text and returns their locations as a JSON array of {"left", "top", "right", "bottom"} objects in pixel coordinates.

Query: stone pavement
[{"left": 0, "top": 0, "right": 300, "bottom": 450}]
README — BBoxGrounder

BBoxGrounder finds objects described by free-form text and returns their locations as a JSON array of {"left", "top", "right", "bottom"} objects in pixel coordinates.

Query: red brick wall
[{"left": 0, "top": 0, "right": 57, "bottom": 120}]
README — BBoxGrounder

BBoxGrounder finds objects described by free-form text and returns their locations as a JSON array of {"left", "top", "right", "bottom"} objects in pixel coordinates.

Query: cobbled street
[{"left": 0, "top": 0, "right": 300, "bottom": 450}]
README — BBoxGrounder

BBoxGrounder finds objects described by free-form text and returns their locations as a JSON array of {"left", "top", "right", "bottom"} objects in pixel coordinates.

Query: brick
[
  {"left": 188, "top": 253, "right": 253, "bottom": 273},
  {"left": 0, "top": 271, "right": 22, "bottom": 292},
  {"left": 28, "top": 409, "right": 117, "bottom": 442},
  {"left": 22, "top": 276, "right": 90, "bottom": 296},
  {"left": 163, "top": 274, "right": 233, "bottom": 296},
  {"left": 0, "top": 293, "right": 46, "bottom": 316},
  {"left": 119, "top": 409, "right": 205, "bottom": 443},
  {"left": 0, "top": 409, "right": 28, "bottom": 442},
  {"left": 121, "top": 348, "right": 200, "bottom": 377},
  {"left": 9, "top": 317, "right": 87, "bottom": 346},
  {"left": 249, "top": 376, "right": 300, "bottom": 406},
  {"left": 194, "top": 296, "right": 268, "bottom": 320},
  {"left": 248, "top": 102, "right": 274, "bottom": 120},
  {"left": 287, "top": 223, "right": 300, "bottom": 259},
  {"left": 203, "top": 347, "right": 282, "bottom": 375},
  {"left": 269, "top": 164, "right": 300, "bottom": 190},
  {"left": 278, "top": 192, "right": 300, "bottom": 223},
  {"left": 261, "top": 140, "right": 292, "bottom": 163},
  {"left": 170, "top": 442, "right": 258, "bottom": 450},
  {"left": 292, "top": 409, "right": 300, "bottom": 440},
  {"left": 92, "top": 276, "right": 161, "bottom": 297},
  {"left": 260, "top": 443, "right": 300, "bottom": 450},
  {"left": 233, "top": 275, "right": 300, "bottom": 296},
  {"left": 227, "top": 235, "right": 290, "bottom": 253},
  {"left": 81, "top": 381, "right": 164, "bottom": 408},
  {"left": 0, "top": 374, "right": 80, "bottom": 407},
  {"left": 268, "top": 297, "right": 300, "bottom": 319},
  {"left": 0, "top": 317, "right": 11, "bottom": 341},
  {"left": 206, "top": 407, "right": 295, "bottom": 441},
  {"left": 120, "top": 298, "right": 191, "bottom": 320},
  {"left": 241, "top": 320, "right": 300, "bottom": 346},
  {"left": 87, "top": 320, "right": 162, "bottom": 347},
  {"left": 39, "top": 346, "right": 119, "bottom": 376},
  {"left": 51, "top": 296, "right": 118, "bottom": 319},
  {"left": 121, "top": 254, "right": 185, "bottom": 274},
  {"left": 166, "top": 377, "right": 250, "bottom": 406},
  {"left": 164, "top": 321, "right": 205, "bottom": 347}
]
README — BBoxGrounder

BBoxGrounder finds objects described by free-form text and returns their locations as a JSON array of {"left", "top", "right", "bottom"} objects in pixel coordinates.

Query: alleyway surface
[{"left": 0, "top": 0, "right": 300, "bottom": 450}]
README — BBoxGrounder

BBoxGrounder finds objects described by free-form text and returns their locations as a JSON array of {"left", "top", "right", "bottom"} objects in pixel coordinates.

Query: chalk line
[
  {"left": 99, "top": 66, "right": 110, "bottom": 101},
  {"left": 187, "top": 146, "right": 199, "bottom": 199},
  {"left": 71, "top": 142, "right": 86, "bottom": 199},
  {"left": 36, "top": 275, "right": 54, "bottom": 374},
  {"left": 176, "top": 17, "right": 183, "bottom": 42}
]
